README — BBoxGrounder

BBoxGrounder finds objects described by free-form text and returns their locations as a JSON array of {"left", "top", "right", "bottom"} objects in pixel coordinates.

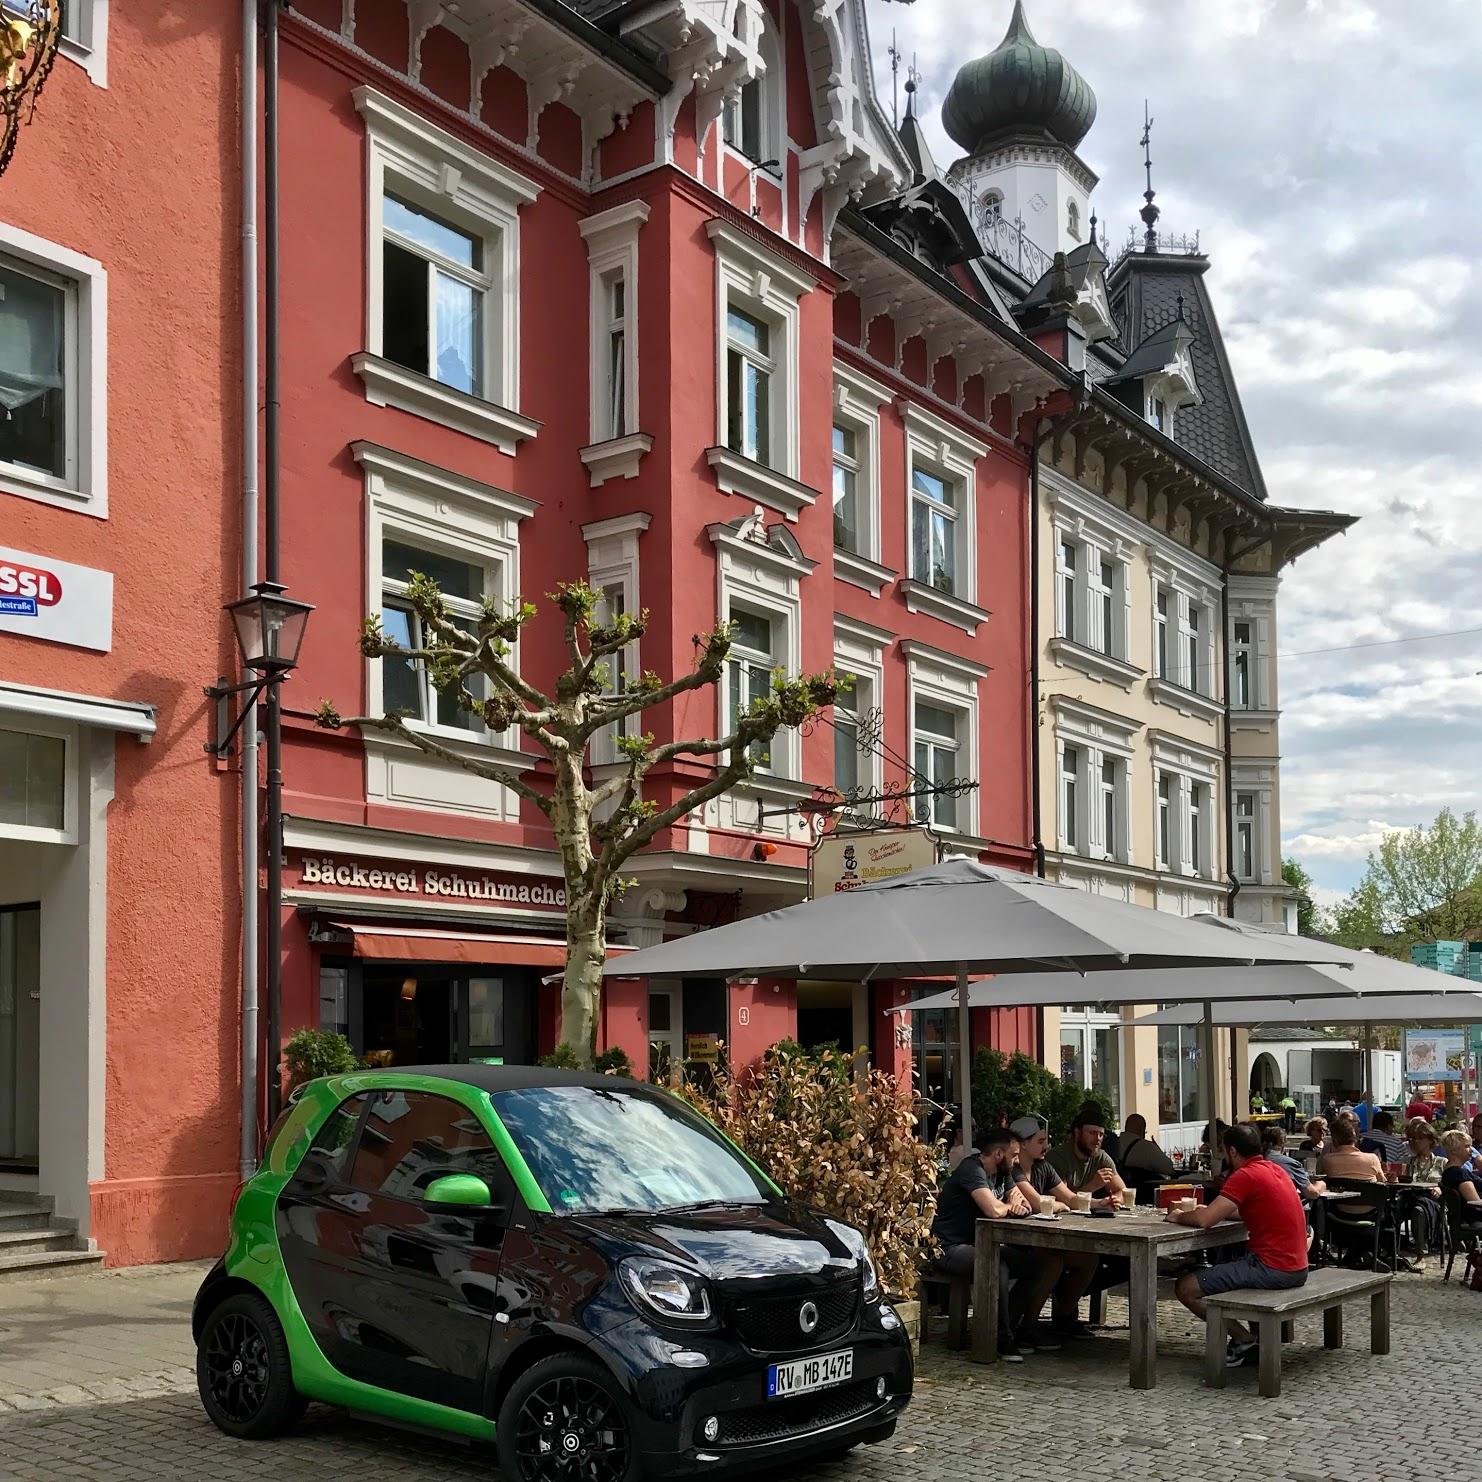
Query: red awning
[{"left": 326, "top": 923, "right": 633, "bottom": 969}]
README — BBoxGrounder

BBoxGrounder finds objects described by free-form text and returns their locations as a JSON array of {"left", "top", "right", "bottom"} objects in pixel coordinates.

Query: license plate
[{"left": 767, "top": 1349, "right": 853, "bottom": 1399}]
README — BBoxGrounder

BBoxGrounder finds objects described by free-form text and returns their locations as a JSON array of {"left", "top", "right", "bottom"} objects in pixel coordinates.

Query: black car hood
[{"left": 565, "top": 1201, "right": 859, "bottom": 1289}]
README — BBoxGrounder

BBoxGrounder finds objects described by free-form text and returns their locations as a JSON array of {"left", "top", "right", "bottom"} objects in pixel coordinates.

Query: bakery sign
[
  {"left": 809, "top": 828, "right": 937, "bottom": 898},
  {"left": 294, "top": 852, "right": 567, "bottom": 912}
]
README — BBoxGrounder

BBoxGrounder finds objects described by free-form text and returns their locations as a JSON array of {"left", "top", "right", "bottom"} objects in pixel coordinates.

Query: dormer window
[
  {"left": 723, "top": 0, "right": 782, "bottom": 172},
  {"left": 1067, "top": 199, "right": 1081, "bottom": 240}
]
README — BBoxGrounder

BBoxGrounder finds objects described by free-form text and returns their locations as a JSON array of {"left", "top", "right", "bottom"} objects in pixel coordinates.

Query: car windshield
[{"left": 491, "top": 1084, "right": 773, "bottom": 1215}]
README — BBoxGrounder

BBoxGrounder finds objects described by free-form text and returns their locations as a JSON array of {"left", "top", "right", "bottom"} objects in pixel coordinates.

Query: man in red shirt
[{"left": 1168, "top": 1122, "right": 1309, "bottom": 1368}]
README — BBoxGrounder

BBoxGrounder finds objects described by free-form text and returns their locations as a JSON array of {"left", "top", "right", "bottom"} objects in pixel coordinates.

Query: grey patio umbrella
[
  {"left": 1128, "top": 993, "right": 1482, "bottom": 1028},
  {"left": 603, "top": 860, "right": 1350, "bottom": 1151}
]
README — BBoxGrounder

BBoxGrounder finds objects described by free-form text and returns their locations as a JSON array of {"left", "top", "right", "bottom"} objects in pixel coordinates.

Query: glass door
[{"left": 0, "top": 905, "right": 41, "bottom": 1167}]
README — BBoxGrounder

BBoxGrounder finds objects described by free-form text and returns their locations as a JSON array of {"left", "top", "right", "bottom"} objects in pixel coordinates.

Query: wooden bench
[
  {"left": 1203, "top": 1267, "right": 1392, "bottom": 1398},
  {"left": 917, "top": 1268, "right": 971, "bottom": 1350}
]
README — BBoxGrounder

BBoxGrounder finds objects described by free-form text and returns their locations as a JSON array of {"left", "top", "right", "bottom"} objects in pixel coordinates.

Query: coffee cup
[
  {"left": 1039, "top": 1194, "right": 1056, "bottom": 1217},
  {"left": 1074, "top": 1191, "right": 1092, "bottom": 1213},
  {"left": 1175, "top": 1197, "right": 1196, "bottom": 1214}
]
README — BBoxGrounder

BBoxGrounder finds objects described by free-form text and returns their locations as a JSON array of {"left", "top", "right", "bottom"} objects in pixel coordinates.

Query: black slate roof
[{"left": 1107, "top": 257, "right": 1268, "bottom": 503}]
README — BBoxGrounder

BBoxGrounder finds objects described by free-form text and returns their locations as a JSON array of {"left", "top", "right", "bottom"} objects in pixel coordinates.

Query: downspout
[
  {"left": 263, "top": 0, "right": 285, "bottom": 1122},
  {"left": 239, "top": 0, "right": 260, "bottom": 1179}
]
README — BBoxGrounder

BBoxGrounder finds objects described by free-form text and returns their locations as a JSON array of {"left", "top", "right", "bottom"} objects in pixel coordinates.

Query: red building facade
[{"left": 270, "top": 0, "right": 1062, "bottom": 1123}]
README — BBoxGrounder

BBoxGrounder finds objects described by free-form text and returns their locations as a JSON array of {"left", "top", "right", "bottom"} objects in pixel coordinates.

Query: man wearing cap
[
  {"left": 1010, "top": 1115, "right": 1109, "bottom": 1338},
  {"left": 928, "top": 1128, "right": 1064, "bottom": 1362}
]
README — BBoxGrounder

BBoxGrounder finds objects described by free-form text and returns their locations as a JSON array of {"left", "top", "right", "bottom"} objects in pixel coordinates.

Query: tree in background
[
  {"left": 1281, "top": 856, "right": 1324, "bottom": 937},
  {"left": 318, "top": 576, "right": 837, "bottom": 1066},
  {"left": 1327, "top": 808, "right": 1482, "bottom": 956}
]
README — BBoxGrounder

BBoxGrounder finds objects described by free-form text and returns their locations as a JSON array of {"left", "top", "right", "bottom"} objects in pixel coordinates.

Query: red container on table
[{"left": 1155, "top": 1183, "right": 1206, "bottom": 1210}]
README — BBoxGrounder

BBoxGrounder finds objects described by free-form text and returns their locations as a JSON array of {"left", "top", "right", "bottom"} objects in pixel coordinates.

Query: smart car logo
[
  {"left": 0, "top": 561, "right": 63, "bottom": 618},
  {"left": 799, "top": 1301, "right": 819, "bottom": 1334}
]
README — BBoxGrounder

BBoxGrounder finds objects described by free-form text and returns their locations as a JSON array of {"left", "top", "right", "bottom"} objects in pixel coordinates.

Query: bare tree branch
[{"left": 344, "top": 713, "right": 553, "bottom": 816}]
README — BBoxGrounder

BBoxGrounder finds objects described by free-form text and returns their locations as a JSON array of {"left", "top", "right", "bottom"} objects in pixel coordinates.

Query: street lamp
[{"left": 205, "top": 582, "right": 313, "bottom": 756}]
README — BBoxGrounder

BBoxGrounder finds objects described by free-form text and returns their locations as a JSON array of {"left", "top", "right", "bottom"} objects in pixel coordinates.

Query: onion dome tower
[{"left": 943, "top": 1, "right": 1100, "bottom": 263}]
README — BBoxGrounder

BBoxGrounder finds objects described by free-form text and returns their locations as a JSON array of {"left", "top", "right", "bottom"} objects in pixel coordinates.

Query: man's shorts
[{"left": 1196, "top": 1252, "right": 1307, "bottom": 1298}]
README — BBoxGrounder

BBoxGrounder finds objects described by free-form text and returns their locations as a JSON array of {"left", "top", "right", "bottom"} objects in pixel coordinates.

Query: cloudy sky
[{"left": 864, "top": 0, "right": 1482, "bottom": 914}]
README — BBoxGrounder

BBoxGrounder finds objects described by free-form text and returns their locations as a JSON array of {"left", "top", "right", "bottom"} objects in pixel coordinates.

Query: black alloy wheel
[
  {"left": 196, "top": 1290, "right": 307, "bottom": 1440},
  {"left": 498, "top": 1354, "right": 638, "bottom": 1482}
]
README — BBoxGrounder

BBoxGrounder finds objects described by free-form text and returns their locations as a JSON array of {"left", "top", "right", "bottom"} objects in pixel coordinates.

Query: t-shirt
[
  {"left": 1359, "top": 1130, "right": 1408, "bottom": 1165},
  {"left": 932, "top": 1154, "right": 1015, "bottom": 1248},
  {"left": 1047, "top": 1142, "right": 1116, "bottom": 1191},
  {"left": 1015, "top": 1157, "right": 1064, "bottom": 1199},
  {"left": 1219, "top": 1157, "right": 1309, "bottom": 1273},
  {"left": 1441, "top": 1164, "right": 1482, "bottom": 1216},
  {"left": 1263, "top": 1149, "right": 1311, "bottom": 1199}
]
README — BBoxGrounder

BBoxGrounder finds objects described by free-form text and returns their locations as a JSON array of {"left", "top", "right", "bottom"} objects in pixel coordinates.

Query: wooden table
[{"left": 971, "top": 1208, "right": 1247, "bottom": 1390}]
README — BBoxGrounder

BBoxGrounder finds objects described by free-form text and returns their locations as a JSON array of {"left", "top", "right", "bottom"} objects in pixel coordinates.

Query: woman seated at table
[
  {"left": 1406, "top": 1120, "right": 1443, "bottom": 1186},
  {"left": 1300, "top": 1117, "right": 1329, "bottom": 1159},
  {"left": 1441, "top": 1129, "right": 1482, "bottom": 1223},
  {"left": 1319, "top": 1122, "right": 1385, "bottom": 1203}
]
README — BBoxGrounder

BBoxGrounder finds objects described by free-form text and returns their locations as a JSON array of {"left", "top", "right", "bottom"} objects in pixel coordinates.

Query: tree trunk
[{"left": 562, "top": 892, "right": 606, "bottom": 1067}]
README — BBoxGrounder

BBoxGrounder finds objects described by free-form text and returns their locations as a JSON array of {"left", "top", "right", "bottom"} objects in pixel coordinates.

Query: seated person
[
  {"left": 1170, "top": 1123, "right": 1308, "bottom": 1369},
  {"left": 927, "top": 1128, "right": 1056, "bottom": 1363},
  {"left": 1116, "top": 1113, "right": 1175, "bottom": 1190},
  {"left": 1009, "top": 1115, "right": 1111, "bottom": 1339},
  {"left": 1260, "top": 1122, "right": 1325, "bottom": 1199},
  {"left": 1299, "top": 1116, "right": 1329, "bottom": 1158},
  {"left": 1049, "top": 1104, "right": 1128, "bottom": 1201},
  {"left": 1319, "top": 1120, "right": 1385, "bottom": 1221},
  {"left": 1470, "top": 1113, "right": 1482, "bottom": 1172},
  {"left": 1359, "top": 1110, "right": 1409, "bottom": 1167},
  {"left": 1441, "top": 1128, "right": 1482, "bottom": 1223},
  {"left": 1405, "top": 1120, "right": 1443, "bottom": 1186}
]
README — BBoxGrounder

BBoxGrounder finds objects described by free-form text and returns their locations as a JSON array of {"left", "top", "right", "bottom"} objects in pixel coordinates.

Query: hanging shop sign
[
  {"left": 293, "top": 851, "right": 567, "bottom": 913},
  {"left": 809, "top": 827, "right": 936, "bottom": 898},
  {"left": 0, "top": 544, "right": 113, "bottom": 652}
]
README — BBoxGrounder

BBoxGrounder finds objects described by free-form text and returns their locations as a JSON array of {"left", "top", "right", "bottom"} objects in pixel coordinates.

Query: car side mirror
[{"left": 424, "top": 1173, "right": 494, "bottom": 1209}]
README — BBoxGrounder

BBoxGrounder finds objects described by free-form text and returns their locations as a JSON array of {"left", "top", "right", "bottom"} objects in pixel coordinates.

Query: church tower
[{"left": 943, "top": 1, "right": 1099, "bottom": 264}]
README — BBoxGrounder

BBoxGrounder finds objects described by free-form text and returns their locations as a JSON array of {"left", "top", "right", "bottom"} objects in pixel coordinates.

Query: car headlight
[
  {"left": 619, "top": 1258, "right": 714, "bottom": 1325},
  {"left": 830, "top": 1222, "right": 880, "bottom": 1302}
]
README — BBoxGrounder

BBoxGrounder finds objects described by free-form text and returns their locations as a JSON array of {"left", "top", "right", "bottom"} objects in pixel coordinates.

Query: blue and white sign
[{"left": 0, "top": 544, "right": 113, "bottom": 652}]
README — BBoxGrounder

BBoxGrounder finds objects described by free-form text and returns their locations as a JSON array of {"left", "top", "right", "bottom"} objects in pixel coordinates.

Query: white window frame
[
  {"left": 913, "top": 698, "right": 965, "bottom": 833},
  {"left": 708, "top": 511, "right": 815, "bottom": 780},
  {"left": 1049, "top": 696, "right": 1135, "bottom": 866},
  {"left": 705, "top": 221, "right": 815, "bottom": 518},
  {"left": 0, "top": 715, "right": 78, "bottom": 846},
  {"left": 1156, "top": 770, "right": 1174, "bottom": 870},
  {"left": 900, "top": 403, "right": 988, "bottom": 633},
  {"left": 1227, "top": 579, "right": 1277, "bottom": 713},
  {"left": 1045, "top": 474, "right": 1139, "bottom": 687},
  {"left": 833, "top": 615, "right": 888, "bottom": 805},
  {"left": 903, "top": 640, "right": 987, "bottom": 838},
  {"left": 1234, "top": 790, "right": 1257, "bottom": 882},
  {"left": 1231, "top": 766, "right": 1277, "bottom": 886},
  {"left": 1059, "top": 742, "right": 1081, "bottom": 853},
  {"left": 831, "top": 363, "right": 890, "bottom": 591},
  {"left": 578, "top": 202, "right": 651, "bottom": 484},
  {"left": 59, "top": 0, "right": 108, "bottom": 87},
  {"left": 1146, "top": 389, "right": 1172, "bottom": 435},
  {"left": 582, "top": 513, "right": 651, "bottom": 768},
  {"left": 1154, "top": 587, "right": 1170, "bottom": 678},
  {"left": 1230, "top": 619, "right": 1253, "bottom": 710},
  {"left": 352, "top": 87, "right": 540, "bottom": 454},
  {"left": 0, "top": 224, "right": 107, "bottom": 517},
  {"left": 721, "top": 0, "right": 783, "bottom": 174},
  {"left": 1150, "top": 732, "right": 1222, "bottom": 881},
  {"left": 356, "top": 442, "right": 534, "bottom": 752},
  {"left": 1148, "top": 553, "right": 1222, "bottom": 721}
]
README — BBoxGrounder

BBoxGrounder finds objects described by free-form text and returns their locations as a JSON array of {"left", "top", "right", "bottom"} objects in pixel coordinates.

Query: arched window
[
  {"left": 723, "top": 0, "right": 782, "bottom": 170},
  {"left": 982, "top": 189, "right": 1004, "bottom": 219},
  {"left": 1067, "top": 199, "right": 1081, "bottom": 240}
]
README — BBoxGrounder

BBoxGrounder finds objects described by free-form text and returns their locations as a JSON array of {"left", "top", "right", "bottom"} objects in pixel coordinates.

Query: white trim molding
[
  {"left": 583, "top": 512, "right": 651, "bottom": 768},
  {"left": 353, "top": 85, "right": 540, "bottom": 449},
  {"left": 834, "top": 549, "right": 896, "bottom": 598},
  {"left": 904, "top": 639, "right": 985, "bottom": 837},
  {"left": 900, "top": 400, "right": 987, "bottom": 627},
  {"left": 59, "top": 0, "right": 108, "bottom": 87},
  {"left": 579, "top": 200, "right": 650, "bottom": 472},
  {"left": 0, "top": 681, "right": 153, "bottom": 739},
  {"left": 1049, "top": 695, "right": 1138, "bottom": 864},
  {"left": 832, "top": 359, "right": 891, "bottom": 566},
  {"left": 580, "top": 432, "right": 655, "bottom": 487},
  {"left": 0, "top": 222, "right": 108, "bottom": 517},
  {"left": 705, "top": 445, "right": 820, "bottom": 521},
  {"left": 833, "top": 615, "right": 889, "bottom": 801}
]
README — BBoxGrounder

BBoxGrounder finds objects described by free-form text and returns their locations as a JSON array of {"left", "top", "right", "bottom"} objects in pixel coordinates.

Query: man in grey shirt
[
  {"left": 1116, "top": 1113, "right": 1175, "bottom": 1183},
  {"left": 1260, "top": 1123, "right": 1325, "bottom": 1200}
]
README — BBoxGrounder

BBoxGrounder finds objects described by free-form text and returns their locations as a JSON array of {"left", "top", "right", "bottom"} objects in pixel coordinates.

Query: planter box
[{"left": 890, "top": 1297, "right": 922, "bottom": 1349}]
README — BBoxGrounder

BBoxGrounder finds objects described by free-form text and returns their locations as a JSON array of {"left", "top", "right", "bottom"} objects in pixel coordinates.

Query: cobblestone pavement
[{"left": 0, "top": 1268, "right": 1474, "bottom": 1481}]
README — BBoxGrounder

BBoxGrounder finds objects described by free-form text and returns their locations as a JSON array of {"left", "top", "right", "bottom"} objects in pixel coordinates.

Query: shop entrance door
[
  {"left": 361, "top": 968, "right": 454, "bottom": 1068},
  {"left": 0, "top": 905, "right": 41, "bottom": 1168}
]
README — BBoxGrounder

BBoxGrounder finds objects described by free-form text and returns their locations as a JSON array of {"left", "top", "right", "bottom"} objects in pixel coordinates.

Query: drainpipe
[
  {"left": 1221, "top": 569, "right": 1238, "bottom": 922},
  {"left": 239, "top": 0, "right": 260, "bottom": 1180},
  {"left": 264, "top": 0, "right": 285, "bottom": 1122}
]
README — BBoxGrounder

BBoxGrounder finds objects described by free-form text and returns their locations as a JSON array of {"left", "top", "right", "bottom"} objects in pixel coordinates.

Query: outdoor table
[{"left": 971, "top": 1208, "right": 1247, "bottom": 1390}]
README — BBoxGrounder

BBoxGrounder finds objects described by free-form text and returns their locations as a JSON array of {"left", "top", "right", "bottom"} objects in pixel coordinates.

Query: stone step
[
  {"left": 0, "top": 1206, "right": 55, "bottom": 1233},
  {"left": 0, "top": 1247, "right": 105, "bottom": 1283},
  {"left": 0, "top": 1226, "right": 86, "bottom": 1257}
]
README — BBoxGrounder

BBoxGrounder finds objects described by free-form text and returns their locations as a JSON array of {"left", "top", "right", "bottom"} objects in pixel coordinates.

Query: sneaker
[
  {"left": 1225, "top": 1339, "right": 1258, "bottom": 1369},
  {"left": 1050, "top": 1319, "right": 1096, "bottom": 1341},
  {"left": 998, "top": 1339, "right": 1025, "bottom": 1364}
]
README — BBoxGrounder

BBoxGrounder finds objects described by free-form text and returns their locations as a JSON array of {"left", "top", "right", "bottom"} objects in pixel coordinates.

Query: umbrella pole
[
  {"left": 957, "top": 969, "right": 973, "bottom": 1158},
  {"left": 1202, "top": 1001, "right": 1220, "bottom": 1176}
]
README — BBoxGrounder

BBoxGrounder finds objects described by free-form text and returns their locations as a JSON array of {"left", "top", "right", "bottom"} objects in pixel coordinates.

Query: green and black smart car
[{"left": 194, "top": 1066, "right": 913, "bottom": 1479}]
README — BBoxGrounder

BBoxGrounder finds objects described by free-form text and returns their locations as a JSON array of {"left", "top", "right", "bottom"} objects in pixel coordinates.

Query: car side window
[
  {"left": 347, "top": 1090, "right": 516, "bottom": 1204},
  {"left": 292, "top": 1092, "right": 368, "bottom": 1187}
]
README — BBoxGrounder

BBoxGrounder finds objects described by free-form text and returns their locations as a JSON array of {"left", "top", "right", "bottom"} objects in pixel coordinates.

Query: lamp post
[{"left": 207, "top": 580, "right": 312, "bottom": 1135}]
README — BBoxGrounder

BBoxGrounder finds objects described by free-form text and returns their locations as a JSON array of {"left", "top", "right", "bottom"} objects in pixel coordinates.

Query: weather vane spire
[{"left": 1139, "top": 99, "right": 1161, "bottom": 251}]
